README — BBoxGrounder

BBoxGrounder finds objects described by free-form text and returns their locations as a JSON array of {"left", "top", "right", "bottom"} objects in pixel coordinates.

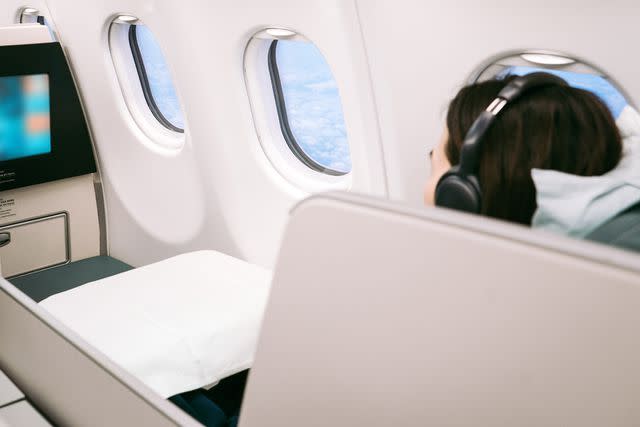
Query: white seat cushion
[{"left": 39, "top": 250, "right": 272, "bottom": 398}]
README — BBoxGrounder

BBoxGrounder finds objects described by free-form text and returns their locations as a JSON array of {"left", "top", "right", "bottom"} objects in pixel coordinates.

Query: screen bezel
[{"left": 0, "top": 42, "right": 96, "bottom": 191}]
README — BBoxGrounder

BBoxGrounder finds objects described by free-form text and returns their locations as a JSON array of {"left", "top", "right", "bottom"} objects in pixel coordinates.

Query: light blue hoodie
[{"left": 531, "top": 106, "right": 640, "bottom": 237}]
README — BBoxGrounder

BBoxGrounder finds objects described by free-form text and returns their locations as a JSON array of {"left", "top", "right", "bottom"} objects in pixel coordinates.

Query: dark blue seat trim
[
  {"left": 586, "top": 202, "right": 640, "bottom": 253},
  {"left": 9, "top": 256, "right": 133, "bottom": 302}
]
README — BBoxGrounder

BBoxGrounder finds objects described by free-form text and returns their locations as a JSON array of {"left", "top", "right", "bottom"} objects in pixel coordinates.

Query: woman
[{"left": 424, "top": 73, "right": 626, "bottom": 230}]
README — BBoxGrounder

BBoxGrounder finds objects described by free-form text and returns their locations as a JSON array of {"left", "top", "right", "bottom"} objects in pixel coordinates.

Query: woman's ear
[{"left": 424, "top": 128, "right": 451, "bottom": 205}]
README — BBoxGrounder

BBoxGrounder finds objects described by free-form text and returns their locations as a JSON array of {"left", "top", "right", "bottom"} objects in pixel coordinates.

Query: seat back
[{"left": 241, "top": 192, "right": 640, "bottom": 427}]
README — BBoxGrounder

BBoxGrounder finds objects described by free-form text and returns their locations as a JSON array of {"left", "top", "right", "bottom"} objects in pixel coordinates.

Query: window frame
[
  {"left": 128, "top": 25, "right": 184, "bottom": 134},
  {"left": 18, "top": 8, "right": 57, "bottom": 41},
  {"left": 469, "top": 50, "right": 634, "bottom": 109},
  {"left": 267, "top": 40, "right": 347, "bottom": 177}
]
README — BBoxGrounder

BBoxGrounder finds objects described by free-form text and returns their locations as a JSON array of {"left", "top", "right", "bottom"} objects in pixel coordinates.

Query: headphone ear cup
[{"left": 434, "top": 167, "right": 482, "bottom": 214}]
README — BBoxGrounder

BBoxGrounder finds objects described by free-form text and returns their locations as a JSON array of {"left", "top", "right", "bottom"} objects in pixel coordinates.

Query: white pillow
[{"left": 40, "top": 250, "right": 272, "bottom": 398}]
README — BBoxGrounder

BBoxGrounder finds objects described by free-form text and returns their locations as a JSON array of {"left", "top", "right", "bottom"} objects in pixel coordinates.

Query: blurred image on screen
[{"left": 0, "top": 74, "right": 51, "bottom": 161}]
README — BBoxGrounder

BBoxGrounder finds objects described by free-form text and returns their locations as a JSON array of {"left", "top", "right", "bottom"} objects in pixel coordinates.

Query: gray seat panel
[
  {"left": 586, "top": 203, "right": 640, "bottom": 253},
  {"left": 9, "top": 256, "right": 132, "bottom": 302}
]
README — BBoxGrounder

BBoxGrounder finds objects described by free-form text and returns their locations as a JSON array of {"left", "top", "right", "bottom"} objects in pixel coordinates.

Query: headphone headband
[
  {"left": 457, "top": 72, "right": 568, "bottom": 175},
  {"left": 435, "top": 72, "right": 568, "bottom": 213}
]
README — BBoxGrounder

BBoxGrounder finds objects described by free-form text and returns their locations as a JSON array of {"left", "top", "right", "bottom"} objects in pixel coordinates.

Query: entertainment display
[
  {"left": 0, "top": 74, "right": 51, "bottom": 161},
  {"left": 0, "top": 42, "right": 96, "bottom": 192}
]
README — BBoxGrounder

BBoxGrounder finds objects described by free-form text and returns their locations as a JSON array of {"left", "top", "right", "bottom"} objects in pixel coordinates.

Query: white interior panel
[
  {"left": 0, "top": 175, "right": 100, "bottom": 265},
  {"left": 0, "top": 401, "right": 52, "bottom": 427},
  {"left": 0, "top": 2, "right": 50, "bottom": 29},
  {"left": 356, "top": 0, "right": 640, "bottom": 204},
  {"left": 0, "top": 370, "right": 22, "bottom": 406},
  {"left": 0, "top": 23, "right": 50, "bottom": 44},
  {"left": 241, "top": 193, "right": 640, "bottom": 427},
  {"left": 0, "top": 214, "right": 68, "bottom": 277}
]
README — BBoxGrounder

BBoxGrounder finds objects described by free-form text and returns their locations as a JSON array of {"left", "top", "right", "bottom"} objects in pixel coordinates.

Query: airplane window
[
  {"left": 474, "top": 52, "right": 631, "bottom": 119},
  {"left": 269, "top": 40, "right": 351, "bottom": 176},
  {"left": 128, "top": 25, "right": 184, "bottom": 132}
]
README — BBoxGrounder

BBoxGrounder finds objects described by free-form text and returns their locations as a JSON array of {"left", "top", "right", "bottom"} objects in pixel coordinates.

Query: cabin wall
[
  {"left": 1, "top": 0, "right": 637, "bottom": 268},
  {"left": 15, "top": 0, "right": 385, "bottom": 268},
  {"left": 356, "top": 0, "right": 640, "bottom": 204}
]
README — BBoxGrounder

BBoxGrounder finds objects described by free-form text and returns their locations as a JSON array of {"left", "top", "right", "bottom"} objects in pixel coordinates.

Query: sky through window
[{"left": 275, "top": 40, "right": 351, "bottom": 174}]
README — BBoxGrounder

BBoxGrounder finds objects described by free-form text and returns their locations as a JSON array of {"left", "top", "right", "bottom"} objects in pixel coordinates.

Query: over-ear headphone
[{"left": 434, "top": 72, "right": 568, "bottom": 214}]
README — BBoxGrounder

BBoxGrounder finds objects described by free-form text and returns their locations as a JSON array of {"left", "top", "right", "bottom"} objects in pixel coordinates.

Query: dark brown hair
[{"left": 445, "top": 75, "right": 622, "bottom": 225}]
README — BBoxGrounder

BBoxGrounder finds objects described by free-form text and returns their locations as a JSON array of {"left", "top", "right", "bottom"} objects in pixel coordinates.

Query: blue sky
[
  {"left": 134, "top": 31, "right": 352, "bottom": 175},
  {"left": 276, "top": 40, "right": 351, "bottom": 174},
  {"left": 501, "top": 66, "right": 628, "bottom": 119},
  {"left": 135, "top": 25, "right": 185, "bottom": 130},
  {"left": 0, "top": 74, "right": 51, "bottom": 161}
]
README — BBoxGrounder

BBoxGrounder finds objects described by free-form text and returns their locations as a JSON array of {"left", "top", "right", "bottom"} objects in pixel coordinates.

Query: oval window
[
  {"left": 110, "top": 16, "right": 186, "bottom": 149},
  {"left": 473, "top": 52, "right": 630, "bottom": 119},
  {"left": 128, "top": 24, "right": 185, "bottom": 132},
  {"left": 269, "top": 40, "right": 351, "bottom": 175}
]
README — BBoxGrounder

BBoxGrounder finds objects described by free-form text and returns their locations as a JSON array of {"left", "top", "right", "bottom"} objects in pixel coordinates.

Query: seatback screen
[{"left": 0, "top": 74, "right": 51, "bottom": 161}]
